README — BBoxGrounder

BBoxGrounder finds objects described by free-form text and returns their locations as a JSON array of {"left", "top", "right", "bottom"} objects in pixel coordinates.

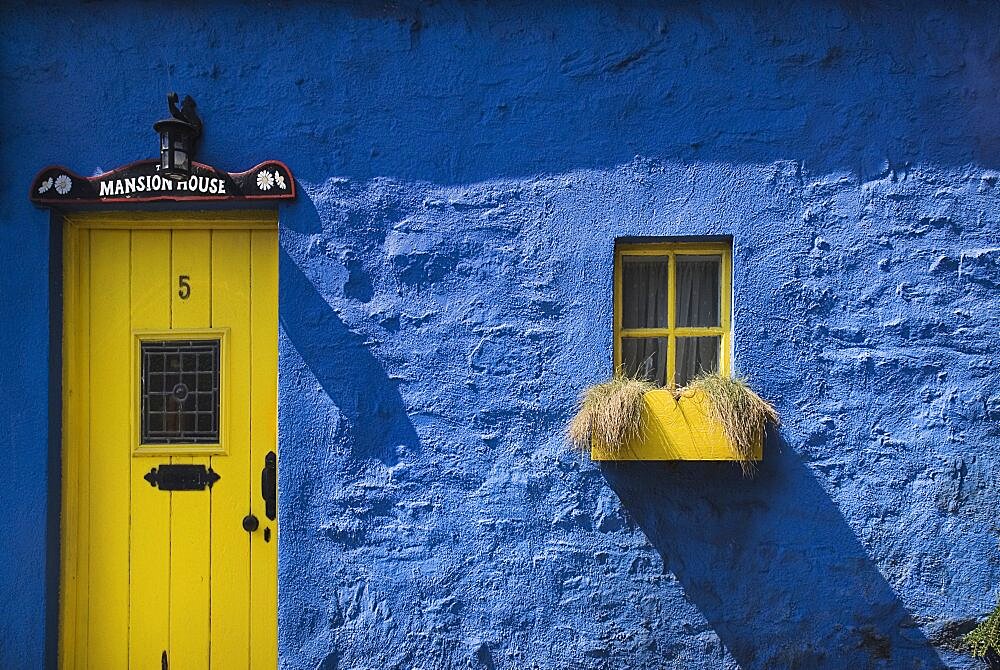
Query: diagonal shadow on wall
[
  {"left": 602, "top": 434, "right": 949, "bottom": 670},
  {"left": 279, "top": 247, "right": 419, "bottom": 465}
]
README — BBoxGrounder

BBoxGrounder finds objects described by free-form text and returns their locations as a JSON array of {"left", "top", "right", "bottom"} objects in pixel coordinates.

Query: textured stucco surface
[{"left": 3, "top": 2, "right": 1000, "bottom": 668}]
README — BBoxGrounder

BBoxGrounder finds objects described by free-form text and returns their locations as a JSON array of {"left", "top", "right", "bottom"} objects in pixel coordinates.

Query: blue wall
[{"left": 3, "top": 1, "right": 1000, "bottom": 668}]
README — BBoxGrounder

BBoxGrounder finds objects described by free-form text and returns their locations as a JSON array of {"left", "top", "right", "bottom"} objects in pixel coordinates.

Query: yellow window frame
[
  {"left": 131, "top": 328, "right": 230, "bottom": 456},
  {"left": 614, "top": 242, "right": 732, "bottom": 385}
]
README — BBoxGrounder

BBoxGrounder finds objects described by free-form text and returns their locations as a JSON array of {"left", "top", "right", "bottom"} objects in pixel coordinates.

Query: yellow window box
[{"left": 590, "top": 389, "right": 763, "bottom": 461}]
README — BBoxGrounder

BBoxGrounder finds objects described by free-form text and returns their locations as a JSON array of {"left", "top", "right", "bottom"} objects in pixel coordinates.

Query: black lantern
[{"left": 153, "top": 93, "right": 202, "bottom": 181}]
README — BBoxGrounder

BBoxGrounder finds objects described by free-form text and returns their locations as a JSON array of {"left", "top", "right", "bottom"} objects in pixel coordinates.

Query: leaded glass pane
[{"left": 141, "top": 339, "right": 221, "bottom": 444}]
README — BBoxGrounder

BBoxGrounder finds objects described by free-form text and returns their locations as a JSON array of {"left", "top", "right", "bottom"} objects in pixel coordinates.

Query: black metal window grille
[{"left": 140, "top": 339, "right": 221, "bottom": 444}]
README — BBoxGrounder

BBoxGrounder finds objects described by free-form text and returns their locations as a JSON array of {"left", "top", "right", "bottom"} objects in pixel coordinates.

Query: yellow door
[{"left": 59, "top": 212, "right": 278, "bottom": 670}]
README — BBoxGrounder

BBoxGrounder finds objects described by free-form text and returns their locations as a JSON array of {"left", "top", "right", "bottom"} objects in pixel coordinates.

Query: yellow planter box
[{"left": 590, "top": 389, "right": 763, "bottom": 461}]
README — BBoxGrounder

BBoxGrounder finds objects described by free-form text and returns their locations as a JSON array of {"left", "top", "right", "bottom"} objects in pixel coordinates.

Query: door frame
[{"left": 54, "top": 209, "right": 280, "bottom": 669}]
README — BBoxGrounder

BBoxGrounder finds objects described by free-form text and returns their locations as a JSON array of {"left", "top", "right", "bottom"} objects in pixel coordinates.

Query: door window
[{"left": 140, "top": 339, "right": 221, "bottom": 444}]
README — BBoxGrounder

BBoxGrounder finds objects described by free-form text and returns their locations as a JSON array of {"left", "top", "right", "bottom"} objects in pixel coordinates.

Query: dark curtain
[
  {"left": 622, "top": 337, "right": 667, "bottom": 385},
  {"left": 675, "top": 256, "right": 720, "bottom": 385},
  {"left": 621, "top": 255, "right": 722, "bottom": 386},
  {"left": 622, "top": 257, "right": 668, "bottom": 384},
  {"left": 622, "top": 258, "right": 668, "bottom": 329}
]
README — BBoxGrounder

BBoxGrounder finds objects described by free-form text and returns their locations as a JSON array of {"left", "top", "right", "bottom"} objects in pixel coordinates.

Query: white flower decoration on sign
[
  {"left": 257, "top": 170, "right": 274, "bottom": 191},
  {"left": 54, "top": 174, "right": 73, "bottom": 195},
  {"left": 273, "top": 171, "right": 286, "bottom": 190},
  {"left": 37, "top": 177, "right": 53, "bottom": 194}
]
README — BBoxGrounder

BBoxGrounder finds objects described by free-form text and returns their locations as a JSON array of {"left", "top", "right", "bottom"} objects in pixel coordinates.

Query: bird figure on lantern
[
  {"left": 154, "top": 92, "right": 203, "bottom": 180},
  {"left": 167, "top": 93, "right": 203, "bottom": 136}
]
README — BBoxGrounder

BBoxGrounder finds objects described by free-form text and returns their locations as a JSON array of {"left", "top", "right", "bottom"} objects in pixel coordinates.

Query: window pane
[
  {"left": 141, "top": 339, "right": 221, "bottom": 444},
  {"left": 622, "top": 337, "right": 668, "bottom": 386},
  {"left": 621, "top": 256, "right": 669, "bottom": 328},
  {"left": 675, "top": 255, "right": 721, "bottom": 327},
  {"left": 675, "top": 336, "right": 720, "bottom": 386}
]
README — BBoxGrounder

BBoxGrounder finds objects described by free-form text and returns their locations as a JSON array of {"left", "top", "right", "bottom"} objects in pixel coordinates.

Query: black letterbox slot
[{"left": 143, "top": 464, "right": 220, "bottom": 491}]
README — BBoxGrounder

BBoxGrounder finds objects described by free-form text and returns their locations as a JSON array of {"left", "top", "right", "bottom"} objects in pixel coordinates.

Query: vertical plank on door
[
  {"left": 58, "top": 224, "right": 82, "bottom": 670},
  {"left": 169, "top": 230, "right": 213, "bottom": 668},
  {"left": 87, "top": 229, "right": 131, "bottom": 668},
  {"left": 210, "top": 229, "right": 252, "bottom": 668},
  {"left": 129, "top": 230, "right": 172, "bottom": 670},
  {"left": 249, "top": 229, "right": 279, "bottom": 669},
  {"left": 74, "top": 229, "right": 92, "bottom": 669}
]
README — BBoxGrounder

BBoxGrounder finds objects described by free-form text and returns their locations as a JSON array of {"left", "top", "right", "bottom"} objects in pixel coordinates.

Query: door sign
[{"left": 30, "top": 159, "right": 295, "bottom": 205}]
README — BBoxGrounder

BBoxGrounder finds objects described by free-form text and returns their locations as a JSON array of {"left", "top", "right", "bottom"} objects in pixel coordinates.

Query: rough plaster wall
[
  {"left": 0, "top": 10, "right": 56, "bottom": 668},
  {"left": 3, "top": 1, "right": 1000, "bottom": 669},
  {"left": 0, "top": 213, "right": 50, "bottom": 662},
  {"left": 280, "top": 162, "right": 1000, "bottom": 670}
]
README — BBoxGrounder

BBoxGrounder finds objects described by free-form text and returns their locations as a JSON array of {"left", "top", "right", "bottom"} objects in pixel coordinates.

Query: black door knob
[{"left": 242, "top": 514, "right": 259, "bottom": 532}]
